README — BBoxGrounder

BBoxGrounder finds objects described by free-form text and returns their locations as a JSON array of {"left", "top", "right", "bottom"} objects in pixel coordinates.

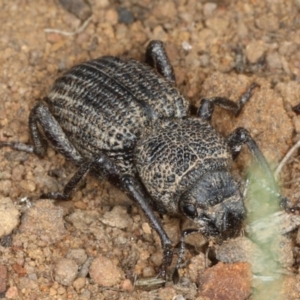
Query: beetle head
[{"left": 179, "top": 170, "right": 246, "bottom": 239}]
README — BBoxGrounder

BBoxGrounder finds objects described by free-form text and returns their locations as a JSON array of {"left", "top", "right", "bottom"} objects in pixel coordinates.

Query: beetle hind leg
[
  {"left": 0, "top": 101, "right": 86, "bottom": 199},
  {"left": 0, "top": 102, "right": 48, "bottom": 157},
  {"left": 0, "top": 141, "right": 34, "bottom": 154},
  {"left": 1, "top": 101, "right": 84, "bottom": 164}
]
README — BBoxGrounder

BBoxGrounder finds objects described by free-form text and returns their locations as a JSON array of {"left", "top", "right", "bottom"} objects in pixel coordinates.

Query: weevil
[{"left": 0, "top": 40, "right": 283, "bottom": 280}]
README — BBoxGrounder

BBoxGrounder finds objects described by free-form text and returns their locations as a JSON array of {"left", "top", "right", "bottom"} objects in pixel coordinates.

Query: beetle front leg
[
  {"left": 226, "top": 127, "right": 277, "bottom": 191},
  {"left": 227, "top": 127, "right": 292, "bottom": 211},
  {"left": 122, "top": 175, "right": 173, "bottom": 279},
  {"left": 197, "top": 83, "right": 259, "bottom": 122},
  {"left": 172, "top": 228, "right": 199, "bottom": 283},
  {"left": 145, "top": 40, "right": 176, "bottom": 85}
]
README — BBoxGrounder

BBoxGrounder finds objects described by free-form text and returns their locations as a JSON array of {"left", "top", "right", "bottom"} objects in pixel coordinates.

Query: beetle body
[
  {"left": 47, "top": 54, "right": 245, "bottom": 237},
  {"left": 1, "top": 40, "right": 277, "bottom": 278}
]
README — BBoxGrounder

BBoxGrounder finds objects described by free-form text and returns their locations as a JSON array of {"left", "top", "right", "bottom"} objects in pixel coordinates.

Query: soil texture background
[{"left": 1, "top": 0, "right": 300, "bottom": 299}]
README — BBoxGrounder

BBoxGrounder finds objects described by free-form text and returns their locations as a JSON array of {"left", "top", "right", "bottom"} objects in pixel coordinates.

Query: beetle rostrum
[
  {"left": 179, "top": 170, "right": 245, "bottom": 238},
  {"left": 0, "top": 40, "right": 280, "bottom": 280}
]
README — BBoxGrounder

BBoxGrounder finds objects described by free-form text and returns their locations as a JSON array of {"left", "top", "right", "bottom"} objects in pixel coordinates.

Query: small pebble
[
  {"left": 101, "top": 206, "right": 132, "bottom": 229},
  {"left": 182, "top": 41, "right": 192, "bottom": 51},
  {"left": 57, "top": 286, "right": 66, "bottom": 295},
  {"left": 66, "top": 248, "right": 88, "bottom": 266},
  {"left": 117, "top": 7, "right": 134, "bottom": 24},
  {"left": 0, "top": 180, "right": 12, "bottom": 196},
  {"left": 67, "top": 210, "right": 100, "bottom": 232},
  {"left": 255, "top": 14, "right": 279, "bottom": 31},
  {"left": 0, "top": 234, "right": 12, "bottom": 247},
  {"left": 198, "top": 262, "right": 252, "bottom": 299},
  {"left": 215, "top": 236, "right": 265, "bottom": 274},
  {"left": 205, "top": 17, "right": 229, "bottom": 35},
  {"left": 12, "top": 263, "right": 26, "bottom": 277},
  {"left": 245, "top": 40, "right": 265, "bottom": 64},
  {"left": 203, "top": 2, "right": 217, "bottom": 16},
  {"left": 19, "top": 200, "right": 66, "bottom": 245},
  {"left": 19, "top": 277, "right": 38, "bottom": 290},
  {"left": 105, "top": 9, "right": 119, "bottom": 25},
  {"left": 0, "top": 198, "right": 19, "bottom": 238},
  {"left": 5, "top": 286, "right": 18, "bottom": 299},
  {"left": 142, "top": 222, "right": 152, "bottom": 234},
  {"left": 59, "top": 0, "right": 92, "bottom": 21},
  {"left": 187, "top": 253, "right": 206, "bottom": 283},
  {"left": 80, "top": 289, "right": 92, "bottom": 300},
  {"left": 46, "top": 33, "right": 63, "bottom": 44},
  {"left": 121, "top": 279, "right": 134, "bottom": 292},
  {"left": 0, "top": 264, "right": 8, "bottom": 293},
  {"left": 19, "top": 179, "right": 36, "bottom": 192},
  {"left": 89, "top": 255, "right": 123, "bottom": 287},
  {"left": 150, "top": 252, "right": 163, "bottom": 267},
  {"left": 74, "top": 200, "right": 87, "bottom": 210},
  {"left": 158, "top": 286, "right": 177, "bottom": 299},
  {"left": 54, "top": 258, "right": 78, "bottom": 286},
  {"left": 266, "top": 52, "right": 283, "bottom": 70},
  {"left": 142, "top": 266, "right": 156, "bottom": 278},
  {"left": 73, "top": 277, "right": 86, "bottom": 292},
  {"left": 152, "top": 1, "right": 176, "bottom": 21},
  {"left": 49, "top": 287, "right": 57, "bottom": 296}
]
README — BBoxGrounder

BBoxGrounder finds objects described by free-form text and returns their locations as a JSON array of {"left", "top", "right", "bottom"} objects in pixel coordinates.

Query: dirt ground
[{"left": 1, "top": 0, "right": 300, "bottom": 299}]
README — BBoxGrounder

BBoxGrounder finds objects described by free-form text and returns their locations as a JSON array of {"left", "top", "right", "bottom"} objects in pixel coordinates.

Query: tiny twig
[
  {"left": 274, "top": 139, "right": 300, "bottom": 180},
  {"left": 44, "top": 16, "right": 92, "bottom": 36}
]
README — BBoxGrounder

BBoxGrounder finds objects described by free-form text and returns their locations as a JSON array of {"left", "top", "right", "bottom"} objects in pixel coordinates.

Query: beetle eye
[{"left": 182, "top": 204, "right": 197, "bottom": 217}]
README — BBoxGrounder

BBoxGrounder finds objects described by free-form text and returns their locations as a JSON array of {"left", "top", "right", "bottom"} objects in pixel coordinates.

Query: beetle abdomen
[{"left": 47, "top": 56, "right": 189, "bottom": 173}]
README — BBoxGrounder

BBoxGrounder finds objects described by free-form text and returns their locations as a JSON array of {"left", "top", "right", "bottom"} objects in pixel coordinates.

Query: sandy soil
[{"left": 1, "top": 0, "right": 300, "bottom": 299}]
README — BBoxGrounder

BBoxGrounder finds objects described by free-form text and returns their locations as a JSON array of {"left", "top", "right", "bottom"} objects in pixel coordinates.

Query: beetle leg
[
  {"left": 197, "top": 82, "right": 259, "bottom": 122},
  {"left": 122, "top": 174, "right": 173, "bottom": 279},
  {"left": 172, "top": 228, "right": 199, "bottom": 283},
  {"left": 42, "top": 156, "right": 173, "bottom": 279},
  {"left": 39, "top": 151, "right": 120, "bottom": 200},
  {"left": 145, "top": 40, "right": 176, "bottom": 85},
  {"left": 0, "top": 101, "right": 84, "bottom": 165},
  {"left": 227, "top": 127, "right": 293, "bottom": 212},
  {"left": 40, "top": 159, "right": 95, "bottom": 200},
  {"left": 227, "top": 127, "right": 277, "bottom": 190}
]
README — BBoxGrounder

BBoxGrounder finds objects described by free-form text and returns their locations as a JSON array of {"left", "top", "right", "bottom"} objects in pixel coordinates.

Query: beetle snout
[{"left": 217, "top": 202, "right": 246, "bottom": 238}]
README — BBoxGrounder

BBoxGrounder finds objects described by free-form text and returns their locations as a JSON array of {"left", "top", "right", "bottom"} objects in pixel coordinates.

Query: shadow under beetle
[{"left": 0, "top": 40, "right": 282, "bottom": 280}]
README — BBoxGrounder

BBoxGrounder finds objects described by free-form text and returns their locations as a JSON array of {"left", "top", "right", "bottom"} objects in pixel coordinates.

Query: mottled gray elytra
[{"left": 0, "top": 40, "right": 281, "bottom": 281}]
